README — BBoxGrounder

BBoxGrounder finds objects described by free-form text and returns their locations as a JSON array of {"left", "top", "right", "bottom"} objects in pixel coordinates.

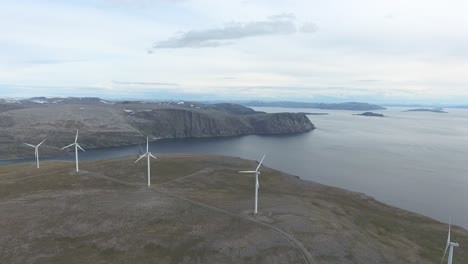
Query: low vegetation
[{"left": 0, "top": 155, "right": 466, "bottom": 263}]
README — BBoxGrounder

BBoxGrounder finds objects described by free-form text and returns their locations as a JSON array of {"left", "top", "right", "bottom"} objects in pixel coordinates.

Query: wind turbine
[
  {"left": 441, "top": 218, "right": 460, "bottom": 264},
  {"left": 134, "top": 137, "right": 157, "bottom": 186},
  {"left": 24, "top": 139, "right": 46, "bottom": 168},
  {"left": 239, "top": 155, "right": 266, "bottom": 215},
  {"left": 61, "top": 130, "right": 85, "bottom": 172}
]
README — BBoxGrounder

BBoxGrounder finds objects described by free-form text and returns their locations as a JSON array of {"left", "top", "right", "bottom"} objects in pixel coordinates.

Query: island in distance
[
  {"left": 0, "top": 97, "right": 314, "bottom": 159},
  {"left": 353, "top": 112, "right": 385, "bottom": 117},
  {"left": 404, "top": 108, "right": 448, "bottom": 113}
]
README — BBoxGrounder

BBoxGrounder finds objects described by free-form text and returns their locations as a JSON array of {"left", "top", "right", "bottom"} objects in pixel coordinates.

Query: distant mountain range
[
  {"left": 242, "top": 101, "right": 386, "bottom": 111},
  {"left": 383, "top": 103, "right": 468, "bottom": 109}
]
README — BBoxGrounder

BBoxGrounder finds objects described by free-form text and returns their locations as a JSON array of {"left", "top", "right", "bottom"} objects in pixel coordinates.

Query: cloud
[
  {"left": 268, "top": 13, "right": 296, "bottom": 20},
  {"left": 152, "top": 14, "right": 314, "bottom": 49},
  {"left": 91, "top": 0, "right": 187, "bottom": 9},
  {"left": 24, "top": 59, "right": 85, "bottom": 65},
  {"left": 112, "top": 81, "right": 179, "bottom": 86},
  {"left": 356, "top": 79, "right": 382, "bottom": 83},
  {"left": 300, "top": 22, "right": 318, "bottom": 33}
]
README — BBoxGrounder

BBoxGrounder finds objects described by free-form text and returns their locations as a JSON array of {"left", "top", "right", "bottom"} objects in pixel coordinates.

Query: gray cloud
[
  {"left": 113, "top": 81, "right": 179, "bottom": 86},
  {"left": 268, "top": 13, "right": 296, "bottom": 21},
  {"left": 153, "top": 14, "right": 315, "bottom": 49},
  {"left": 300, "top": 22, "right": 318, "bottom": 33}
]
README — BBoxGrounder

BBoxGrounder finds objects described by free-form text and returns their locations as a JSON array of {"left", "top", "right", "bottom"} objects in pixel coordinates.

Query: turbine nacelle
[
  {"left": 134, "top": 152, "right": 157, "bottom": 163},
  {"left": 238, "top": 171, "right": 260, "bottom": 175}
]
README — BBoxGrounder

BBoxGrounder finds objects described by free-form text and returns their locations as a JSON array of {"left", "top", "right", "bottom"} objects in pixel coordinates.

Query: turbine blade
[
  {"left": 37, "top": 138, "right": 47, "bottom": 146},
  {"left": 149, "top": 153, "right": 157, "bottom": 159},
  {"left": 61, "top": 143, "right": 75, "bottom": 150},
  {"left": 239, "top": 171, "right": 256, "bottom": 174},
  {"left": 75, "top": 130, "right": 79, "bottom": 143},
  {"left": 255, "top": 154, "right": 266, "bottom": 172},
  {"left": 448, "top": 217, "right": 451, "bottom": 242},
  {"left": 24, "top": 143, "right": 36, "bottom": 148},
  {"left": 441, "top": 244, "right": 449, "bottom": 264},
  {"left": 146, "top": 136, "right": 149, "bottom": 152},
  {"left": 135, "top": 153, "right": 147, "bottom": 163},
  {"left": 77, "top": 144, "right": 85, "bottom": 152}
]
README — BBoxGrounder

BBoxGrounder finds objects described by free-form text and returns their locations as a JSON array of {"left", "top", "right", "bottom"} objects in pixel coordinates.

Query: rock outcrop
[{"left": 247, "top": 113, "right": 315, "bottom": 134}]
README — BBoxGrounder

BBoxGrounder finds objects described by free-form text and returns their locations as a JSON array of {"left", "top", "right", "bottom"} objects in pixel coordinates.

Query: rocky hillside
[{"left": 0, "top": 98, "right": 314, "bottom": 159}]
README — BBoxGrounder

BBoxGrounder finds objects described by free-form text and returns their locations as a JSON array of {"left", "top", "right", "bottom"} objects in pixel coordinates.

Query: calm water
[{"left": 2, "top": 107, "right": 468, "bottom": 228}]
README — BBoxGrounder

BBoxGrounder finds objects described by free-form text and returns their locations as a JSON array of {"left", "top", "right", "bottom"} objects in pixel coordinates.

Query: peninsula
[{"left": 0, "top": 98, "right": 314, "bottom": 159}]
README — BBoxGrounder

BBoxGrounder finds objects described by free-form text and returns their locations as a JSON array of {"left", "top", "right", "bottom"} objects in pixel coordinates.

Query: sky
[{"left": 1, "top": 0, "right": 468, "bottom": 104}]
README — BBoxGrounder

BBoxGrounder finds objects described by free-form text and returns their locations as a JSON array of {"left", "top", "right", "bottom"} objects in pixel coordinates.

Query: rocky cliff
[
  {"left": 247, "top": 112, "right": 315, "bottom": 134},
  {"left": 131, "top": 108, "right": 254, "bottom": 138},
  {"left": 130, "top": 108, "right": 314, "bottom": 138}
]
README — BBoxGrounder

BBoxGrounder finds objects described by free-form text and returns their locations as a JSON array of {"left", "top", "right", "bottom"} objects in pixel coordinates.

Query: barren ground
[{"left": 0, "top": 155, "right": 467, "bottom": 263}]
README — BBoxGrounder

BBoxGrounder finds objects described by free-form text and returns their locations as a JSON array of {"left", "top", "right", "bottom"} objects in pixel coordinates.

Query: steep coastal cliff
[{"left": 131, "top": 108, "right": 314, "bottom": 138}]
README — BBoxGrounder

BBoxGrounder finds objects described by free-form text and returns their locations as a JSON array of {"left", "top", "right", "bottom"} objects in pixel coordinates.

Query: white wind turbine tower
[
  {"left": 24, "top": 139, "right": 46, "bottom": 168},
  {"left": 441, "top": 217, "right": 460, "bottom": 264},
  {"left": 134, "top": 137, "right": 157, "bottom": 187},
  {"left": 239, "top": 155, "right": 266, "bottom": 215},
  {"left": 61, "top": 130, "right": 85, "bottom": 172}
]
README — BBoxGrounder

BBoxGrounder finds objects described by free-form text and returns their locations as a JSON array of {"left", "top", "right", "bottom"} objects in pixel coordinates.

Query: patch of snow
[
  {"left": 177, "top": 101, "right": 185, "bottom": 105},
  {"left": 1, "top": 98, "right": 22, "bottom": 104},
  {"left": 100, "top": 100, "right": 114, "bottom": 105},
  {"left": 123, "top": 109, "right": 134, "bottom": 113},
  {"left": 190, "top": 104, "right": 194, "bottom": 107},
  {"left": 31, "top": 100, "right": 48, "bottom": 104}
]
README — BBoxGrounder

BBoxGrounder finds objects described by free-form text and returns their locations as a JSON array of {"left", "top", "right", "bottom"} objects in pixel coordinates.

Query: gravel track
[{"left": 79, "top": 168, "right": 316, "bottom": 264}]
